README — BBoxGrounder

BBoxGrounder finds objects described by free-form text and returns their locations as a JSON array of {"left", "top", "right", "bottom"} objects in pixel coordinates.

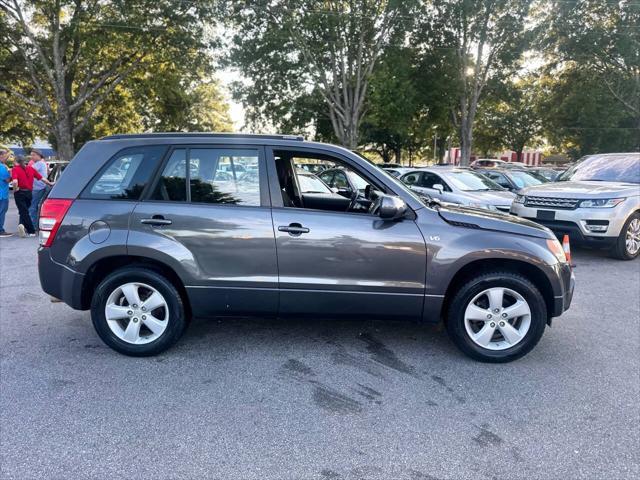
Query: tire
[
  {"left": 611, "top": 212, "right": 640, "bottom": 260},
  {"left": 445, "top": 271, "right": 547, "bottom": 363},
  {"left": 90, "top": 267, "right": 187, "bottom": 356}
]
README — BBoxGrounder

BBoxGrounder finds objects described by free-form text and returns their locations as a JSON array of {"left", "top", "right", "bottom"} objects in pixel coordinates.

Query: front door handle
[
  {"left": 278, "top": 223, "right": 310, "bottom": 235},
  {"left": 141, "top": 215, "right": 172, "bottom": 226}
]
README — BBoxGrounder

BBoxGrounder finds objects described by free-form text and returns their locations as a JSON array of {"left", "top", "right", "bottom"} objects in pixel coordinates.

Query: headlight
[
  {"left": 514, "top": 194, "right": 525, "bottom": 204},
  {"left": 546, "top": 238, "right": 566, "bottom": 263},
  {"left": 579, "top": 198, "right": 625, "bottom": 208}
]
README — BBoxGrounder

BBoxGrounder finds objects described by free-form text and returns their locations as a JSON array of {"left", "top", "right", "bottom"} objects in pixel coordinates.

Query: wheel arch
[
  {"left": 81, "top": 255, "right": 192, "bottom": 319},
  {"left": 441, "top": 258, "right": 555, "bottom": 324}
]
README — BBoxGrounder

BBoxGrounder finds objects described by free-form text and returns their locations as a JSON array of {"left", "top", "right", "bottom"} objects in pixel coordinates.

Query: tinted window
[
  {"left": 85, "top": 146, "right": 166, "bottom": 200},
  {"left": 559, "top": 154, "right": 640, "bottom": 183},
  {"left": 484, "top": 171, "right": 511, "bottom": 188},
  {"left": 402, "top": 172, "right": 421, "bottom": 185},
  {"left": 332, "top": 171, "right": 350, "bottom": 189},
  {"left": 190, "top": 149, "right": 260, "bottom": 205},
  {"left": 151, "top": 149, "right": 188, "bottom": 201},
  {"left": 421, "top": 172, "right": 448, "bottom": 190},
  {"left": 318, "top": 171, "right": 334, "bottom": 186}
]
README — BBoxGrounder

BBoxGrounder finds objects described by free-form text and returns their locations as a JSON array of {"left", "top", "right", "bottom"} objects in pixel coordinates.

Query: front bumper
[
  {"left": 552, "top": 263, "right": 575, "bottom": 318},
  {"left": 38, "top": 247, "right": 86, "bottom": 310},
  {"left": 510, "top": 203, "right": 623, "bottom": 248}
]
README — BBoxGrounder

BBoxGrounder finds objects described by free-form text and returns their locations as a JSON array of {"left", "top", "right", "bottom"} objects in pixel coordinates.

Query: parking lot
[{"left": 1, "top": 200, "right": 638, "bottom": 480}]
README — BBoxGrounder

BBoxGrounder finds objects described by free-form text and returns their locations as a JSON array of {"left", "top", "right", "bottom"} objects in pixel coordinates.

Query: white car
[
  {"left": 400, "top": 167, "right": 516, "bottom": 213},
  {"left": 510, "top": 153, "right": 640, "bottom": 260}
]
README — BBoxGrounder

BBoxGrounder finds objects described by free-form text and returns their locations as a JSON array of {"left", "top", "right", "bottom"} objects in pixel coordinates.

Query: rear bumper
[{"left": 38, "top": 248, "right": 86, "bottom": 310}]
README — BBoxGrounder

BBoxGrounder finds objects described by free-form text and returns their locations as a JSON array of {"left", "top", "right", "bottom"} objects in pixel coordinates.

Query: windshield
[
  {"left": 297, "top": 173, "right": 332, "bottom": 193},
  {"left": 444, "top": 170, "right": 503, "bottom": 191},
  {"left": 509, "top": 171, "right": 543, "bottom": 188},
  {"left": 347, "top": 170, "right": 369, "bottom": 190},
  {"left": 558, "top": 154, "right": 640, "bottom": 183}
]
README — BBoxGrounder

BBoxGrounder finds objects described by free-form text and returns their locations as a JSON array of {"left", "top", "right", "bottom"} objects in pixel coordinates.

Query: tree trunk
[
  {"left": 394, "top": 145, "right": 401, "bottom": 164},
  {"left": 54, "top": 115, "right": 75, "bottom": 162},
  {"left": 515, "top": 150, "right": 523, "bottom": 162},
  {"left": 459, "top": 119, "right": 473, "bottom": 166}
]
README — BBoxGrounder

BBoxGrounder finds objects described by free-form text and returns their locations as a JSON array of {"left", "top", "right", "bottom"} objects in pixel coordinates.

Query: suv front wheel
[
  {"left": 611, "top": 212, "right": 640, "bottom": 260},
  {"left": 446, "top": 272, "right": 547, "bottom": 363},
  {"left": 91, "top": 268, "right": 187, "bottom": 356}
]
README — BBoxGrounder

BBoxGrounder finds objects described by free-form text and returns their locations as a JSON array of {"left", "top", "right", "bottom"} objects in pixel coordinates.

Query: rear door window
[
  {"left": 150, "top": 147, "right": 261, "bottom": 205},
  {"left": 190, "top": 148, "right": 260, "bottom": 205},
  {"left": 83, "top": 146, "right": 166, "bottom": 200},
  {"left": 151, "top": 149, "right": 188, "bottom": 201}
]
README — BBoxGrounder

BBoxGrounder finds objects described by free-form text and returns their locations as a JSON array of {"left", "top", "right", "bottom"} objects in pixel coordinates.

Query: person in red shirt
[{"left": 11, "top": 155, "right": 54, "bottom": 237}]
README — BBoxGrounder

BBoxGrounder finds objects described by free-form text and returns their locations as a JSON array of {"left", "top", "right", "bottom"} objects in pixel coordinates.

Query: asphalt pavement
[{"left": 1, "top": 200, "right": 639, "bottom": 480}]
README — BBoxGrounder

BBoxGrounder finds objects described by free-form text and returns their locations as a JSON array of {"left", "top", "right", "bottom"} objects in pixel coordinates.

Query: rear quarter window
[{"left": 81, "top": 146, "right": 167, "bottom": 200}]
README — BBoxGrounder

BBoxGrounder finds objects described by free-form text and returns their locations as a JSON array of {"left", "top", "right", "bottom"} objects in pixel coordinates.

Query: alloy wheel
[
  {"left": 104, "top": 282, "right": 169, "bottom": 344},
  {"left": 625, "top": 218, "right": 640, "bottom": 256},
  {"left": 464, "top": 287, "right": 531, "bottom": 351}
]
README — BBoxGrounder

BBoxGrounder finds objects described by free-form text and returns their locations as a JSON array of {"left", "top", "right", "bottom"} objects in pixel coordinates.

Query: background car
[
  {"left": 297, "top": 163, "right": 328, "bottom": 174},
  {"left": 382, "top": 167, "right": 416, "bottom": 178},
  {"left": 476, "top": 168, "right": 546, "bottom": 192},
  {"left": 502, "top": 161, "right": 530, "bottom": 169},
  {"left": 318, "top": 167, "right": 369, "bottom": 198},
  {"left": 529, "top": 167, "right": 561, "bottom": 182},
  {"left": 470, "top": 159, "right": 508, "bottom": 169},
  {"left": 400, "top": 167, "right": 516, "bottom": 212},
  {"left": 47, "top": 161, "right": 68, "bottom": 183},
  {"left": 511, "top": 153, "right": 640, "bottom": 260}
]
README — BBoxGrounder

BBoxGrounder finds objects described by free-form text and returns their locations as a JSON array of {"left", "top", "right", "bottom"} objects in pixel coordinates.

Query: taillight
[{"left": 39, "top": 199, "right": 73, "bottom": 247}]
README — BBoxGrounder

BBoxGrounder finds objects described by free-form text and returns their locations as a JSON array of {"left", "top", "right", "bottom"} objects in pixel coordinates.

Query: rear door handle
[
  {"left": 278, "top": 223, "right": 310, "bottom": 235},
  {"left": 141, "top": 215, "right": 172, "bottom": 226}
]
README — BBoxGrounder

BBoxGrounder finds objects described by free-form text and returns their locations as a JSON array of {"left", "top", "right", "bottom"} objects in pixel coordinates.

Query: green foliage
[
  {"left": 537, "top": 68, "right": 638, "bottom": 158},
  {"left": 539, "top": 0, "right": 639, "bottom": 151},
  {"left": 475, "top": 78, "right": 542, "bottom": 158},
  {"left": 224, "top": 0, "right": 417, "bottom": 148},
  {"left": 0, "top": 0, "right": 231, "bottom": 158}
]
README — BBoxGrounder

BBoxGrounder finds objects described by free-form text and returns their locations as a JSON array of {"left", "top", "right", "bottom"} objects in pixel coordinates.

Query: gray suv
[{"left": 38, "top": 133, "right": 574, "bottom": 362}]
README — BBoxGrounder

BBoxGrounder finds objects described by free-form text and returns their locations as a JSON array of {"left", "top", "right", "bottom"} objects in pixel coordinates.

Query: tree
[
  {"left": 225, "top": 0, "right": 416, "bottom": 149},
  {"left": 475, "top": 78, "right": 541, "bottom": 159},
  {"left": 360, "top": 48, "right": 422, "bottom": 163},
  {"left": 541, "top": 0, "right": 639, "bottom": 140},
  {"left": 0, "top": 0, "right": 220, "bottom": 160},
  {"left": 419, "top": 0, "right": 533, "bottom": 165},
  {"left": 537, "top": 68, "right": 639, "bottom": 158}
]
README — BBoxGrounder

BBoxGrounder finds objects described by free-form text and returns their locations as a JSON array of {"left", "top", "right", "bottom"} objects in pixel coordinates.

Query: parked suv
[
  {"left": 38, "top": 133, "right": 574, "bottom": 362},
  {"left": 510, "top": 153, "right": 640, "bottom": 260}
]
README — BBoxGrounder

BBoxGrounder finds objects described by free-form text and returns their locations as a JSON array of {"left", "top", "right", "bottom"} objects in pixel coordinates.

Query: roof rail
[{"left": 100, "top": 132, "right": 305, "bottom": 141}]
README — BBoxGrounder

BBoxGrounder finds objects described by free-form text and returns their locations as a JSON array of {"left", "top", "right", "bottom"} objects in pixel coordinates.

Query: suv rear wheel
[
  {"left": 611, "top": 212, "right": 640, "bottom": 260},
  {"left": 446, "top": 272, "right": 547, "bottom": 363},
  {"left": 90, "top": 268, "right": 187, "bottom": 356}
]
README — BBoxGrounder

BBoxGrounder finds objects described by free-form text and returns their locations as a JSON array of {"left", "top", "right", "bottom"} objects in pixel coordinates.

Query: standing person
[
  {"left": 28, "top": 149, "right": 49, "bottom": 228},
  {"left": 11, "top": 155, "right": 54, "bottom": 238},
  {"left": 0, "top": 148, "right": 12, "bottom": 237}
]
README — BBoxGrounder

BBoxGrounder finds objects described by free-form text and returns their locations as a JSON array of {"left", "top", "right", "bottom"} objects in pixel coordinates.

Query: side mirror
[
  {"left": 330, "top": 187, "right": 339, "bottom": 193},
  {"left": 374, "top": 194, "right": 408, "bottom": 220},
  {"left": 432, "top": 183, "right": 444, "bottom": 194}
]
